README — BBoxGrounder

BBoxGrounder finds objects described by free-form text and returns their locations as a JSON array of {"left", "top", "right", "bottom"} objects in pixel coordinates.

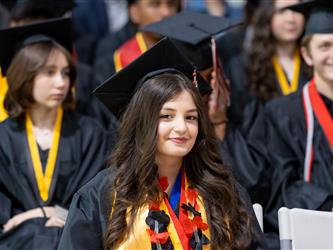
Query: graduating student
[
  {"left": 59, "top": 38, "right": 267, "bottom": 250},
  {"left": 142, "top": 11, "right": 271, "bottom": 206},
  {"left": 264, "top": 1, "right": 333, "bottom": 247},
  {"left": 0, "top": 18, "right": 113, "bottom": 249},
  {"left": 227, "top": 0, "right": 311, "bottom": 122}
]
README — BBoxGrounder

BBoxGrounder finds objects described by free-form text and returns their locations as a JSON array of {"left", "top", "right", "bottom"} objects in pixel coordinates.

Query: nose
[
  {"left": 285, "top": 10, "right": 296, "bottom": 22},
  {"left": 53, "top": 72, "right": 67, "bottom": 89},
  {"left": 173, "top": 116, "right": 187, "bottom": 134}
]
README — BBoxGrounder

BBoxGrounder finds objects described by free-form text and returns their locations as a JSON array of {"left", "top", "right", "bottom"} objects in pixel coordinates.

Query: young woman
[
  {"left": 264, "top": 1, "right": 333, "bottom": 248},
  {"left": 59, "top": 38, "right": 267, "bottom": 250},
  {"left": 227, "top": 0, "right": 310, "bottom": 120},
  {"left": 0, "top": 19, "right": 113, "bottom": 249}
]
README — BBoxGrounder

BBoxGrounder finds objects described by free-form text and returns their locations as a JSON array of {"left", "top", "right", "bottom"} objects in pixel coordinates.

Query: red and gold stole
[
  {"left": 0, "top": 69, "right": 8, "bottom": 122},
  {"left": 113, "top": 32, "right": 148, "bottom": 72},
  {"left": 302, "top": 79, "right": 333, "bottom": 182},
  {"left": 272, "top": 49, "right": 301, "bottom": 96},
  {"left": 25, "top": 107, "right": 63, "bottom": 202},
  {"left": 116, "top": 173, "right": 211, "bottom": 249}
]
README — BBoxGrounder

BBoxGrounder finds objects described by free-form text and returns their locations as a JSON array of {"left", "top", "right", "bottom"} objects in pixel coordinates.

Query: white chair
[
  {"left": 278, "top": 207, "right": 333, "bottom": 250},
  {"left": 252, "top": 203, "right": 263, "bottom": 232}
]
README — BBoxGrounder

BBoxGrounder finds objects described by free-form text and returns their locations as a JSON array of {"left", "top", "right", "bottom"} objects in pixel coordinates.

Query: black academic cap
[
  {"left": 141, "top": 11, "right": 240, "bottom": 70},
  {"left": 0, "top": 17, "right": 72, "bottom": 76},
  {"left": 287, "top": 0, "right": 333, "bottom": 35},
  {"left": 94, "top": 37, "right": 211, "bottom": 118}
]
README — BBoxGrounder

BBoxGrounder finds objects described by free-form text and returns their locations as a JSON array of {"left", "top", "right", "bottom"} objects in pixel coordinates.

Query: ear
[
  {"left": 129, "top": 4, "right": 141, "bottom": 25},
  {"left": 301, "top": 46, "right": 314, "bottom": 67}
]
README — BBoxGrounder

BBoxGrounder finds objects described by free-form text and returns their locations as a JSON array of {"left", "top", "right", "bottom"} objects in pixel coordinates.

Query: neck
[
  {"left": 275, "top": 41, "right": 296, "bottom": 59},
  {"left": 314, "top": 74, "right": 333, "bottom": 101},
  {"left": 142, "top": 32, "right": 159, "bottom": 49},
  {"left": 156, "top": 155, "right": 182, "bottom": 195},
  {"left": 28, "top": 106, "right": 58, "bottom": 129}
]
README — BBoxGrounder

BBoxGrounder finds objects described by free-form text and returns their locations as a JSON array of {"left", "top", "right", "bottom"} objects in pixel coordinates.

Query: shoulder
[
  {"left": 0, "top": 117, "right": 23, "bottom": 136},
  {"left": 75, "top": 167, "right": 116, "bottom": 202}
]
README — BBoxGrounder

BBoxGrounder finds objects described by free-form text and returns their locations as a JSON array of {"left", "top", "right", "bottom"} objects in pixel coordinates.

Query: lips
[
  {"left": 51, "top": 93, "right": 65, "bottom": 100},
  {"left": 169, "top": 137, "right": 189, "bottom": 144}
]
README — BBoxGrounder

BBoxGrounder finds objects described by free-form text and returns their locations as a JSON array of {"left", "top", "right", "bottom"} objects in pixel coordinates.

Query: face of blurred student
[
  {"left": 271, "top": 0, "right": 304, "bottom": 43},
  {"left": 156, "top": 90, "right": 199, "bottom": 163},
  {"left": 302, "top": 34, "right": 333, "bottom": 85},
  {"left": 32, "top": 49, "right": 70, "bottom": 110},
  {"left": 130, "top": 0, "right": 179, "bottom": 27}
]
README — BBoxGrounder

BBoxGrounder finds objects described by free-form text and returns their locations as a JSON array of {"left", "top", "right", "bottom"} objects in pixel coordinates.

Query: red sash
[
  {"left": 302, "top": 79, "right": 333, "bottom": 182},
  {"left": 113, "top": 32, "right": 147, "bottom": 72}
]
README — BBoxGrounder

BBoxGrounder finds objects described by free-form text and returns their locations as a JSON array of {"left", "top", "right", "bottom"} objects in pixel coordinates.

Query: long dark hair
[
  {"left": 105, "top": 73, "right": 252, "bottom": 249},
  {"left": 4, "top": 42, "right": 76, "bottom": 118},
  {"left": 247, "top": 0, "right": 305, "bottom": 101}
]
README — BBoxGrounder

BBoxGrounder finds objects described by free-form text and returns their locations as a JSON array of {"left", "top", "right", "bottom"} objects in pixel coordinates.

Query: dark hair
[
  {"left": 105, "top": 73, "right": 252, "bottom": 249},
  {"left": 301, "top": 34, "right": 313, "bottom": 51},
  {"left": 247, "top": 0, "right": 305, "bottom": 101},
  {"left": 4, "top": 42, "right": 76, "bottom": 118}
]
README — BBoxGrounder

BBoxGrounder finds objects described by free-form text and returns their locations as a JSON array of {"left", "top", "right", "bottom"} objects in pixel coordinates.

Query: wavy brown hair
[
  {"left": 105, "top": 73, "right": 252, "bottom": 249},
  {"left": 4, "top": 42, "right": 76, "bottom": 118},
  {"left": 247, "top": 0, "right": 304, "bottom": 102}
]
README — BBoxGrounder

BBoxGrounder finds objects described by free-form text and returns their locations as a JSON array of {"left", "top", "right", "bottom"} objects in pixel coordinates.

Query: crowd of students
[{"left": 0, "top": 0, "right": 332, "bottom": 249}]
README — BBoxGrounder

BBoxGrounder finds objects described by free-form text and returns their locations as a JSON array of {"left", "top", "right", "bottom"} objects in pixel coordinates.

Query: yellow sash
[
  {"left": 0, "top": 71, "right": 8, "bottom": 122},
  {"left": 117, "top": 176, "right": 211, "bottom": 250},
  {"left": 25, "top": 107, "right": 63, "bottom": 202},
  {"left": 272, "top": 49, "right": 301, "bottom": 96}
]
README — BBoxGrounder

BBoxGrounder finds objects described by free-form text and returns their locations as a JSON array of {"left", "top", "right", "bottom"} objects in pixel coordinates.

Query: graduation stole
[
  {"left": 113, "top": 32, "right": 148, "bottom": 72},
  {"left": 25, "top": 107, "right": 63, "bottom": 202},
  {"left": 0, "top": 71, "right": 8, "bottom": 122},
  {"left": 302, "top": 79, "right": 333, "bottom": 182},
  {"left": 117, "top": 172, "right": 211, "bottom": 250},
  {"left": 272, "top": 49, "right": 301, "bottom": 96}
]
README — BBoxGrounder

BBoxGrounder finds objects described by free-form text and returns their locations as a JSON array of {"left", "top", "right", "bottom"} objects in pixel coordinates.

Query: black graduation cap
[
  {"left": 94, "top": 37, "right": 211, "bottom": 118},
  {"left": 0, "top": 17, "right": 72, "bottom": 76},
  {"left": 141, "top": 11, "right": 241, "bottom": 70},
  {"left": 286, "top": 0, "right": 333, "bottom": 35}
]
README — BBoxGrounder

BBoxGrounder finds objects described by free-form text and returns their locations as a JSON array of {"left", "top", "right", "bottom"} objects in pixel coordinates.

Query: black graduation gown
[
  {"left": 220, "top": 99, "right": 271, "bottom": 208},
  {"left": 264, "top": 93, "right": 333, "bottom": 247},
  {"left": 58, "top": 168, "right": 268, "bottom": 250},
  {"left": 226, "top": 53, "right": 311, "bottom": 125},
  {"left": 0, "top": 112, "right": 114, "bottom": 250}
]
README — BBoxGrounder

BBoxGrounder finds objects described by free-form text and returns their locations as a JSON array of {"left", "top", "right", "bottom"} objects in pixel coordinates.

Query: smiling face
[
  {"left": 302, "top": 34, "right": 333, "bottom": 85},
  {"left": 156, "top": 90, "right": 199, "bottom": 163},
  {"left": 32, "top": 48, "right": 70, "bottom": 110},
  {"left": 271, "top": 0, "right": 304, "bottom": 43}
]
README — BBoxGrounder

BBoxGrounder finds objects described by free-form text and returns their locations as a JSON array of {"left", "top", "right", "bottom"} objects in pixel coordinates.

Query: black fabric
[
  {"left": 37, "top": 144, "right": 49, "bottom": 174},
  {"left": 264, "top": 92, "right": 333, "bottom": 247},
  {"left": 220, "top": 99, "right": 271, "bottom": 208},
  {"left": 0, "top": 112, "right": 114, "bottom": 249},
  {"left": 0, "top": 17, "right": 72, "bottom": 76},
  {"left": 94, "top": 38, "right": 211, "bottom": 118},
  {"left": 226, "top": 52, "right": 311, "bottom": 125},
  {"left": 58, "top": 168, "right": 268, "bottom": 250}
]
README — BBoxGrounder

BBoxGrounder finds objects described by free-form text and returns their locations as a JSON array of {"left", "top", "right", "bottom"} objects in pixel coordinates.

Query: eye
[
  {"left": 186, "top": 115, "right": 198, "bottom": 121},
  {"left": 318, "top": 43, "right": 331, "bottom": 51},
  {"left": 159, "top": 114, "right": 173, "bottom": 119},
  {"left": 45, "top": 69, "right": 56, "bottom": 76},
  {"left": 62, "top": 68, "right": 70, "bottom": 78}
]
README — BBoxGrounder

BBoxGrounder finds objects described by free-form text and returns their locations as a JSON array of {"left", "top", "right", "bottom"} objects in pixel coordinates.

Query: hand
[
  {"left": 45, "top": 216, "right": 65, "bottom": 228},
  {"left": 2, "top": 206, "right": 55, "bottom": 233},
  {"left": 3, "top": 208, "right": 43, "bottom": 232},
  {"left": 208, "top": 71, "right": 228, "bottom": 124}
]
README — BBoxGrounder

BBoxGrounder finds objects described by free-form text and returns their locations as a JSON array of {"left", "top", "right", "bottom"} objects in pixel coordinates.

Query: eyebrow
[{"left": 161, "top": 108, "right": 198, "bottom": 113}]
